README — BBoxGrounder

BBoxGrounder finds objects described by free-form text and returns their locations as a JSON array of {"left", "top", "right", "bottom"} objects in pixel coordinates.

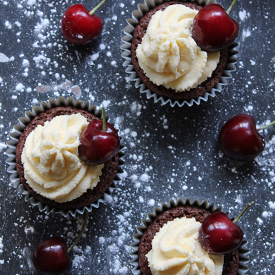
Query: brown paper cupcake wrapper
[
  {"left": 130, "top": 198, "right": 249, "bottom": 274},
  {"left": 121, "top": 0, "right": 239, "bottom": 107},
  {"left": 5, "top": 96, "right": 125, "bottom": 217}
]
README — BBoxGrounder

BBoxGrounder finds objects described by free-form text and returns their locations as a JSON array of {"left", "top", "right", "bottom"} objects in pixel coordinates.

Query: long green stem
[
  {"left": 227, "top": 0, "right": 238, "bottom": 15},
  {"left": 233, "top": 201, "right": 253, "bottom": 224},
  {"left": 89, "top": 0, "right": 105, "bottom": 16},
  {"left": 257, "top": 120, "right": 275, "bottom": 131},
  {"left": 102, "top": 107, "right": 106, "bottom": 132},
  {"left": 68, "top": 210, "right": 89, "bottom": 253}
]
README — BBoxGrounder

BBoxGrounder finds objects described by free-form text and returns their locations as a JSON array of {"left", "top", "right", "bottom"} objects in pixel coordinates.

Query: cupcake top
[
  {"left": 14, "top": 104, "right": 122, "bottom": 214},
  {"left": 127, "top": 1, "right": 233, "bottom": 104},
  {"left": 136, "top": 204, "right": 240, "bottom": 275},
  {"left": 21, "top": 113, "right": 104, "bottom": 203},
  {"left": 146, "top": 216, "right": 224, "bottom": 275},
  {"left": 136, "top": 4, "right": 220, "bottom": 92}
]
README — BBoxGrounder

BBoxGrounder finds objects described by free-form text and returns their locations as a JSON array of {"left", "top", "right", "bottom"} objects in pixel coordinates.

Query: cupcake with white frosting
[
  {"left": 6, "top": 97, "right": 124, "bottom": 217},
  {"left": 122, "top": 0, "right": 238, "bottom": 107},
  {"left": 130, "top": 198, "right": 249, "bottom": 275}
]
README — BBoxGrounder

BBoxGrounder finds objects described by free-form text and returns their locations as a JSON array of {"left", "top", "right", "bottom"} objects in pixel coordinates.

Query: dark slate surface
[{"left": 0, "top": 0, "right": 274, "bottom": 274}]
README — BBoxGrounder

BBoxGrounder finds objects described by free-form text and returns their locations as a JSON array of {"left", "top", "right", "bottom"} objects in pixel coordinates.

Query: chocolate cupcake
[
  {"left": 6, "top": 97, "right": 124, "bottom": 217},
  {"left": 131, "top": 198, "right": 249, "bottom": 275},
  {"left": 122, "top": 0, "right": 238, "bottom": 107}
]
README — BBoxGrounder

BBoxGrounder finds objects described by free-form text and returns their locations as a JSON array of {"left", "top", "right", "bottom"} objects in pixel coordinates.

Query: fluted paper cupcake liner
[
  {"left": 121, "top": 0, "right": 239, "bottom": 107},
  {"left": 130, "top": 198, "right": 249, "bottom": 274},
  {"left": 5, "top": 96, "right": 125, "bottom": 217}
]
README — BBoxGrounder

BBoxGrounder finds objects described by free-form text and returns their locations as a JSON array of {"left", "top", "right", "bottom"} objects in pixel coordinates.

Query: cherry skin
[
  {"left": 218, "top": 114, "right": 265, "bottom": 161},
  {"left": 61, "top": 1, "right": 105, "bottom": 45},
  {"left": 199, "top": 212, "right": 243, "bottom": 254},
  {"left": 33, "top": 237, "right": 72, "bottom": 274},
  {"left": 78, "top": 120, "right": 120, "bottom": 165},
  {"left": 192, "top": 3, "right": 239, "bottom": 52}
]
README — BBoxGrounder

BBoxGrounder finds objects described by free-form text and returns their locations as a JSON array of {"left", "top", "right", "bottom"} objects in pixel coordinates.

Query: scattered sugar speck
[
  {"left": 239, "top": 10, "right": 250, "bottom": 21},
  {"left": 139, "top": 173, "right": 149, "bottom": 182},
  {"left": 0, "top": 237, "right": 3, "bottom": 254},
  {"left": 148, "top": 199, "right": 155, "bottom": 206},
  {"left": 99, "top": 237, "right": 105, "bottom": 244},
  {"left": 262, "top": 211, "right": 273, "bottom": 218},
  {"left": 242, "top": 29, "right": 251, "bottom": 40},
  {"left": 24, "top": 226, "right": 34, "bottom": 234},
  {"left": 0, "top": 53, "right": 12, "bottom": 63},
  {"left": 27, "top": 0, "right": 36, "bottom": 5},
  {"left": 268, "top": 202, "right": 275, "bottom": 209}
]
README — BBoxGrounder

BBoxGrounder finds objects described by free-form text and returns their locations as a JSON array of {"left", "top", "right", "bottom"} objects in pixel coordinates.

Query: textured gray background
[{"left": 0, "top": 0, "right": 274, "bottom": 274}]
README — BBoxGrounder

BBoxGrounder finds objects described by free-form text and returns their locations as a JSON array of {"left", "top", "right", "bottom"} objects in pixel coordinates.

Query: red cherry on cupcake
[
  {"left": 218, "top": 114, "right": 275, "bottom": 161},
  {"left": 199, "top": 202, "right": 253, "bottom": 254},
  {"left": 78, "top": 107, "right": 120, "bottom": 165},
  {"left": 192, "top": 0, "right": 239, "bottom": 52},
  {"left": 33, "top": 211, "right": 89, "bottom": 274},
  {"left": 61, "top": 0, "right": 105, "bottom": 45}
]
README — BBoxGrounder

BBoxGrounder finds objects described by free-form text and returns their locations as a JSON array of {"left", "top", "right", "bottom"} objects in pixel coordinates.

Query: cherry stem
[
  {"left": 102, "top": 107, "right": 106, "bottom": 132},
  {"left": 67, "top": 210, "right": 89, "bottom": 253},
  {"left": 233, "top": 201, "right": 253, "bottom": 224},
  {"left": 227, "top": 0, "right": 238, "bottom": 15},
  {"left": 257, "top": 120, "right": 275, "bottom": 131},
  {"left": 89, "top": 0, "right": 105, "bottom": 16}
]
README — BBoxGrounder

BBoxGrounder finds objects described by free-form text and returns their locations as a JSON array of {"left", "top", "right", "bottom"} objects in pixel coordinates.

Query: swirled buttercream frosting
[
  {"left": 22, "top": 114, "right": 104, "bottom": 203},
  {"left": 146, "top": 217, "right": 224, "bottom": 275},
  {"left": 136, "top": 4, "right": 220, "bottom": 92}
]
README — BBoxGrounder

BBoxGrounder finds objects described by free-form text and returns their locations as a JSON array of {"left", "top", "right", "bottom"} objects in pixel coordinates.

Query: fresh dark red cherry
[
  {"left": 33, "top": 237, "right": 72, "bottom": 274},
  {"left": 33, "top": 210, "right": 89, "bottom": 274},
  {"left": 199, "top": 202, "right": 253, "bottom": 254},
  {"left": 61, "top": 0, "right": 105, "bottom": 45},
  {"left": 192, "top": 0, "right": 239, "bottom": 52},
  {"left": 78, "top": 108, "right": 120, "bottom": 165},
  {"left": 218, "top": 114, "right": 265, "bottom": 161}
]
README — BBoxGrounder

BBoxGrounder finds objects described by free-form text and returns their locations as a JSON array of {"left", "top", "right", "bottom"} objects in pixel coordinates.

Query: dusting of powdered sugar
[
  {"left": 1, "top": 0, "right": 275, "bottom": 274},
  {"left": 239, "top": 9, "right": 250, "bottom": 21},
  {"left": 0, "top": 53, "right": 14, "bottom": 63}
]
